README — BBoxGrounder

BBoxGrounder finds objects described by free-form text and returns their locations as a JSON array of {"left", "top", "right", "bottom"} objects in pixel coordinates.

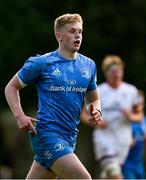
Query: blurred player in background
[
  {"left": 4, "top": 13, "right": 102, "bottom": 179},
  {"left": 122, "top": 90, "right": 146, "bottom": 179},
  {"left": 92, "top": 55, "right": 143, "bottom": 179}
]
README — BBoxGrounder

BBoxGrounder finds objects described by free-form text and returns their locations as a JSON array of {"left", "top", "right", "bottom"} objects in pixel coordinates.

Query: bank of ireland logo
[
  {"left": 67, "top": 79, "right": 76, "bottom": 85},
  {"left": 80, "top": 68, "right": 89, "bottom": 79},
  {"left": 51, "top": 68, "right": 62, "bottom": 76}
]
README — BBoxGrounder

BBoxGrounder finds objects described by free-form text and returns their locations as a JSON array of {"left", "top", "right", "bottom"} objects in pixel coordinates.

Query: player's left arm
[
  {"left": 80, "top": 104, "right": 90, "bottom": 125},
  {"left": 122, "top": 103, "right": 144, "bottom": 122},
  {"left": 83, "top": 88, "right": 102, "bottom": 127}
]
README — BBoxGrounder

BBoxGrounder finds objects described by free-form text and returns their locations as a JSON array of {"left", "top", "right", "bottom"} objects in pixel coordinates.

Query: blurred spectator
[
  {"left": 122, "top": 90, "right": 146, "bottom": 179},
  {"left": 92, "top": 55, "right": 143, "bottom": 179}
]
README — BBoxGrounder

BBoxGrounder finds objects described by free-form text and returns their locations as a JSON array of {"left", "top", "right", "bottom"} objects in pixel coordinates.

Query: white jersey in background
[{"left": 93, "top": 82, "right": 138, "bottom": 164}]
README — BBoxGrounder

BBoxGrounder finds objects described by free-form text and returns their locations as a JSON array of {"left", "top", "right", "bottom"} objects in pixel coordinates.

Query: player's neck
[
  {"left": 107, "top": 81, "right": 122, "bottom": 89},
  {"left": 58, "top": 48, "right": 77, "bottom": 60}
]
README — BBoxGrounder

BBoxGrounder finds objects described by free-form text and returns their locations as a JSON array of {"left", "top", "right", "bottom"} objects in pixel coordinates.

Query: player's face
[
  {"left": 58, "top": 22, "right": 83, "bottom": 53},
  {"left": 106, "top": 66, "right": 123, "bottom": 86}
]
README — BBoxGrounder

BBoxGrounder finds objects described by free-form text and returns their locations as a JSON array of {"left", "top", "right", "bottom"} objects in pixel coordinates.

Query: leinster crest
[{"left": 80, "top": 67, "right": 90, "bottom": 79}]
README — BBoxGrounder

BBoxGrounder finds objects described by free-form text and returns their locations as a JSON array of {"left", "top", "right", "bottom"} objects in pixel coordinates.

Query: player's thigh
[
  {"left": 26, "top": 160, "right": 57, "bottom": 179},
  {"left": 51, "top": 153, "right": 91, "bottom": 179}
]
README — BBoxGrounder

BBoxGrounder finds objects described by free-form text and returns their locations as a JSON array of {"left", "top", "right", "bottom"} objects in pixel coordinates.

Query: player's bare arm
[
  {"left": 5, "top": 74, "right": 38, "bottom": 134},
  {"left": 122, "top": 104, "right": 143, "bottom": 122},
  {"left": 84, "top": 89, "right": 102, "bottom": 127}
]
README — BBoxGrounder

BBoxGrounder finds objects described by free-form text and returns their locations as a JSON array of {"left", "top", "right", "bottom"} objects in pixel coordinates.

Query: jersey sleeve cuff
[{"left": 16, "top": 73, "right": 27, "bottom": 88}]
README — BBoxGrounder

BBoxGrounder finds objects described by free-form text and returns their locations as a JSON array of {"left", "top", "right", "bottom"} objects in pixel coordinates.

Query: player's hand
[
  {"left": 98, "top": 119, "right": 108, "bottom": 129},
  {"left": 16, "top": 115, "right": 39, "bottom": 134},
  {"left": 121, "top": 109, "right": 132, "bottom": 120},
  {"left": 88, "top": 104, "right": 102, "bottom": 127}
]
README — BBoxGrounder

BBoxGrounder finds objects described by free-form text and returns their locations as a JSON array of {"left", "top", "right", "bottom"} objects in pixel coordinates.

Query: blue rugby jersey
[
  {"left": 125, "top": 118, "right": 146, "bottom": 165},
  {"left": 122, "top": 117, "right": 146, "bottom": 179},
  {"left": 17, "top": 50, "right": 97, "bottom": 135}
]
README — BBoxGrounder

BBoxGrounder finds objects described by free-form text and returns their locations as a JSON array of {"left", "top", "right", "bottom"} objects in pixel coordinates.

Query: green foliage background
[{"left": 0, "top": 0, "right": 146, "bottom": 178}]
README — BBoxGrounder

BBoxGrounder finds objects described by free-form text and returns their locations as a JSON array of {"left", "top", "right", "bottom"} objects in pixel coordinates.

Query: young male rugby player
[{"left": 5, "top": 13, "right": 102, "bottom": 179}]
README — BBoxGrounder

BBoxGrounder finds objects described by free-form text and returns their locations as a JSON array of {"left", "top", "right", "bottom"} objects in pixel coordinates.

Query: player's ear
[{"left": 55, "top": 32, "right": 62, "bottom": 42}]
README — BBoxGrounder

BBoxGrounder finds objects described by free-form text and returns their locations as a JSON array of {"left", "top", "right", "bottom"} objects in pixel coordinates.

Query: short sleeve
[
  {"left": 132, "top": 88, "right": 140, "bottom": 105},
  {"left": 87, "top": 61, "right": 97, "bottom": 91},
  {"left": 17, "top": 56, "right": 44, "bottom": 85}
]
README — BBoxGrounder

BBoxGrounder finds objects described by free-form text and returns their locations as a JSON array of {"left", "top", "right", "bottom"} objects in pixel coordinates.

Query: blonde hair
[
  {"left": 101, "top": 55, "right": 125, "bottom": 74},
  {"left": 54, "top": 13, "right": 83, "bottom": 32}
]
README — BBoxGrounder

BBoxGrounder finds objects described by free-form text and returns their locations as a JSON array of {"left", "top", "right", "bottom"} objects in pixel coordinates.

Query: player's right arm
[{"left": 5, "top": 74, "right": 38, "bottom": 134}]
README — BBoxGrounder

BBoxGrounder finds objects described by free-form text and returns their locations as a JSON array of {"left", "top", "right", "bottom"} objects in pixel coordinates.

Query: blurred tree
[{"left": 1, "top": 0, "right": 146, "bottom": 108}]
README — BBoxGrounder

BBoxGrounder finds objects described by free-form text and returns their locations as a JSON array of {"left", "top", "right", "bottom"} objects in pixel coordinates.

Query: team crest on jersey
[
  {"left": 80, "top": 68, "right": 89, "bottom": 79},
  {"left": 51, "top": 68, "right": 62, "bottom": 76}
]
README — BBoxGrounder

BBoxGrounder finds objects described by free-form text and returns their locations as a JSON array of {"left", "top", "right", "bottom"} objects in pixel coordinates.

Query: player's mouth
[{"left": 74, "top": 40, "right": 80, "bottom": 47}]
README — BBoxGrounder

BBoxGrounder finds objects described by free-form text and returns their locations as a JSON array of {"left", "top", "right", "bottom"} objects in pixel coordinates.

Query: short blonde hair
[
  {"left": 101, "top": 55, "right": 125, "bottom": 74},
  {"left": 54, "top": 13, "right": 83, "bottom": 32}
]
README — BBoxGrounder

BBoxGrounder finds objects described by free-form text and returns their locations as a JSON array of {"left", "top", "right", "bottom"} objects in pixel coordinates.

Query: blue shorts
[
  {"left": 29, "top": 130, "right": 77, "bottom": 170},
  {"left": 122, "top": 164, "right": 145, "bottom": 179}
]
